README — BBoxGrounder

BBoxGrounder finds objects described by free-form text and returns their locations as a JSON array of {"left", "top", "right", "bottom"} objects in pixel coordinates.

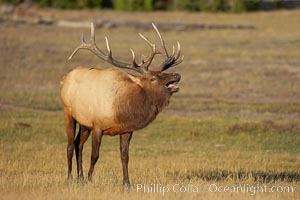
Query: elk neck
[{"left": 114, "top": 75, "right": 171, "bottom": 132}]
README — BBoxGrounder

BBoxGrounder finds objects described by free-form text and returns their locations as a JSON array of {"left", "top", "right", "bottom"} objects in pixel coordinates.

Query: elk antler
[
  {"left": 68, "top": 22, "right": 183, "bottom": 74},
  {"left": 68, "top": 22, "right": 148, "bottom": 75},
  {"left": 138, "top": 23, "right": 184, "bottom": 72}
]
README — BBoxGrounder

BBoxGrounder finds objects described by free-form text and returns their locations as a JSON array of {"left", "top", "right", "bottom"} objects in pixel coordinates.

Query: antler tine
[
  {"left": 152, "top": 23, "right": 169, "bottom": 58},
  {"left": 68, "top": 33, "right": 86, "bottom": 60},
  {"left": 174, "top": 41, "right": 181, "bottom": 60},
  {"left": 68, "top": 47, "right": 79, "bottom": 61},
  {"left": 90, "top": 22, "right": 95, "bottom": 44},
  {"left": 130, "top": 48, "right": 139, "bottom": 67},
  {"left": 130, "top": 49, "right": 148, "bottom": 73},
  {"left": 105, "top": 37, "right": 112, "bottom": 57},
  {"left": 81, "top": 33, "right": 86, "bottom": 44},
  {"left": 130, "top": 48, "right": 148, "bottom": 73},
  {"left": 171, "top": 45, "right": 176, "bottom": 58},
  {"left": 141, "top": 54, "right": 146, "bottom": 64},
  {"left": 174, "top": 55, "right": 184, "bottom": 66},
  {"left": 172, "top": 42, "right": 184, "bottom": 66},
  {"left": 138, "top": 33, "right": 153, "bottom": 48},
  {"left": 130, "top": 49, "right": 135, "bottom": 60}
]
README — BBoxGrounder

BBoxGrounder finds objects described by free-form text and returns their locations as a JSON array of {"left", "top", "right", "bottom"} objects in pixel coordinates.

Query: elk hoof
[
  {"left": 123, "top": 182, "right": 131, "bottom": 192},
  {"left": 87, "top": 175, "right": 93, "bottom": 182},
  {"left": 77, "top": 175, "right": 84, "bottom": 183},
  {"left": 67, "top": 174, "right": 73, "bottom": 182}
]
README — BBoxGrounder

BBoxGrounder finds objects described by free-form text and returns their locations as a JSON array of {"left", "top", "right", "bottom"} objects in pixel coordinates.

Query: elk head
[{"left": 68, "top": 22, "right": 184, "bottom": 98}]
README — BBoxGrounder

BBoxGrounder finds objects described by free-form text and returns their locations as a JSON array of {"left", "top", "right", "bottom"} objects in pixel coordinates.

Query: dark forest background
[{"left": 1, "top": 0, "right": 300, "bottom": 12}]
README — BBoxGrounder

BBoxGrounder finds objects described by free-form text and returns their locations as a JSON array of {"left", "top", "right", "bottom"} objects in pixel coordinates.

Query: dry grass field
[{"left": 0, "top": 7, "right": 300, "bottom": 199}]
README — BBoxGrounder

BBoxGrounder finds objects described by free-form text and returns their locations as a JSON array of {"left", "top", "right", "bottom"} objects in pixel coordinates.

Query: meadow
[{"left": 0, "top": 8, "right": 299, "bottom": 199}]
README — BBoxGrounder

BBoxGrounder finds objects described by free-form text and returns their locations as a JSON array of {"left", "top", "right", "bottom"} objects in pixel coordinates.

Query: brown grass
[{"left": 0, "top": 7, "right": 300, "bottom": 200}]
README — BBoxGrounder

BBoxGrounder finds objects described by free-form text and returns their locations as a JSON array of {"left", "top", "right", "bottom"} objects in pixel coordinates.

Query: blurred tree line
[{"left": 0, "top": 0, "right": 298, "bottom": 12}]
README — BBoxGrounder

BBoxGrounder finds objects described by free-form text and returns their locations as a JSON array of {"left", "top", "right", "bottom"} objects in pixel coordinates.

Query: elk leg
[
  {"left": 74, "top": 125, "right": 91, "bottom": 181},
  {"left": 87, "top": 128, "right": 103, "bottom": 182},
  {"left": 120, "top": 132, "right": 133, "bottom": 189},
  {"left": 64, "top": 108, "right": 77, "bottom": 181}
]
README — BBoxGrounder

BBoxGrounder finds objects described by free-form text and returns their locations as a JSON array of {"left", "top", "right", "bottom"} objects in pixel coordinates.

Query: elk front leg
[
  {"left": 120, "top": 132, "right": 133, "bottom": 189},
  {"left": 74, "top": 125, "right": 91, "bottom": 181},
  {"left": 87, "top": 128, "right": 103, "bottom": 182},
  {"left": 64, "top": 107, "right": 77, "bottom": 181}
]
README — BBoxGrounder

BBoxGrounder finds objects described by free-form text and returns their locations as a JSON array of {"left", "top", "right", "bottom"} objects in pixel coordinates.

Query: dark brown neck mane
[{"left": 114, "top": 82, "right": 170, "bottom": 132}]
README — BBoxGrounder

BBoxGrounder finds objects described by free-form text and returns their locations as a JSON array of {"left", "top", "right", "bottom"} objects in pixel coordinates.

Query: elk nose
[{"left": 173, "top": 73, "right": 181, "bottom": 81}]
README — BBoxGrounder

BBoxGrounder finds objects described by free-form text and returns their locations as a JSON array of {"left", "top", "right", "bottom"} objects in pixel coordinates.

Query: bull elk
[{"left": 60, "top": 22, "right": 184, "bottom": 188}]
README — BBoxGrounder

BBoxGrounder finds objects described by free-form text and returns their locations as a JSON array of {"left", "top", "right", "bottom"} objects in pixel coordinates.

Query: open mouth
[
  {"left": 165, "top": 73, "right": 181, "bottom": 92},
  {"left": 166, "top": 80, "right": 179, "bottom": 90}
]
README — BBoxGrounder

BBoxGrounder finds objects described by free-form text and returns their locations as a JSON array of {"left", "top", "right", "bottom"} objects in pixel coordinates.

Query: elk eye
[{"left": 150, "top": 76, "right": 157, "bottom": 82}]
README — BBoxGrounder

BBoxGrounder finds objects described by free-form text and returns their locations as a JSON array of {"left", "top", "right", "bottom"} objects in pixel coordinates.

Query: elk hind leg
[
  {"left": 87, "top": 128, "right": 103, "bottom": 182},
  {"left": 74, "top": 125, "right": 91, "bottom": 181},
  {"left": 64, "top": 107, "right": 77, "bottom": 181}
]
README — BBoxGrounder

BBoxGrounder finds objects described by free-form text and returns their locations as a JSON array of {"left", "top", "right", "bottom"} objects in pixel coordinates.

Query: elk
[{"left": 60, "top": 22, "right": 183, "bottom": 188}]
